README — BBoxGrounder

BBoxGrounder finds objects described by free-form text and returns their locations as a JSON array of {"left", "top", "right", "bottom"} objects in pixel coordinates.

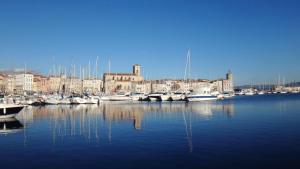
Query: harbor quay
[{"left": 0, "top": 64, "right": 234, "bottom": 96}]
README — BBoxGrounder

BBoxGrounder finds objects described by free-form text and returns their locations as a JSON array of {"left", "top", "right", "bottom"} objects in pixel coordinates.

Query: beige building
[
  {"left": 33, "top": 75, "right": 48, "bottom": 93},
  {"left": 103, "top": 64, "right": 144, "bottom": 93},
  {"left": 4, "top": 75, "right": 16, "bottom": 94},
  {"left": 14, "top": 73, "right": 34, "bottom": 93},
  {"left": 47, "top": 76, "right": 62, "bottom": 93},
  {"left": 0, "top": 74, "right": 6, "bottom": 92},
  {"left": 82, "top": 78, "right": 103, "bottom": 94},
  {"left": 211, "top": 71, "right": 234, "bottom": 93},
  {"left": 131, "top": 81, "right": 151, "bottom": 93}
]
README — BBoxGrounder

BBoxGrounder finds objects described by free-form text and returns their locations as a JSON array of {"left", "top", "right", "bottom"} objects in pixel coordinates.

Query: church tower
[
  {"left": 226, "top": 70, "right": 233, "bottom": 81},
  {"left": 133, "top": 64, "right": 141, "bottom": 76}
]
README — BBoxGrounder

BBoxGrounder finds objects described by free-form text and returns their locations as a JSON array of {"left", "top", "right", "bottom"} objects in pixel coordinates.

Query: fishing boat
[{"left": 0, "top": 104, "right": 25, "bottom": 119}]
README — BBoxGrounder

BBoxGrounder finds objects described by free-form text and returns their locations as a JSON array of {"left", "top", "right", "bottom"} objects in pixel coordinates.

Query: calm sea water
[{"left": 1, "top": 94, "right": 300, "bottom": 169}]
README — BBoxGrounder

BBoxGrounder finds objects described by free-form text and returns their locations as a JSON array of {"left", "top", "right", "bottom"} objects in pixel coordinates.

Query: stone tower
[
  {"left": 226, "top": 70, "right": 233, "bottom": 81},
  {"left": 133, "top": 64, "right": 141, "bottom": 76}
]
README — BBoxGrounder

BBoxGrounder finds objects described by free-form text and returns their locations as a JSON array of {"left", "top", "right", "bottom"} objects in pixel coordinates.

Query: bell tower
[
  {"left": 133, "top": 64, "right": 141, "bottom": 76},
  {"left": 226, "top": 70, "right": 233, "bottom": 81}
]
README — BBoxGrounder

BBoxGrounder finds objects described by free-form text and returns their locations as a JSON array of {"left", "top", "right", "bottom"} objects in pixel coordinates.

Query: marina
[
  {"left": 1, "top": 0, "right": 300, "bottom": 168},
  {"left": 0, "top": 94, "right": 300, "bottom": 169}
]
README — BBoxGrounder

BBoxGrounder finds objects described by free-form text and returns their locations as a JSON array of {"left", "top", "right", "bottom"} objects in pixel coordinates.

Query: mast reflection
[{"left": 21, "top": 102, "right": 234, "bottom": 149}]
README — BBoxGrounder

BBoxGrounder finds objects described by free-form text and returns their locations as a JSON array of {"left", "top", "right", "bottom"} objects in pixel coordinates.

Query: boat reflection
[
  {"left": 20, "top": 102, "right": 234, "bottom": 149},
  {"left": 0, "top": 118, "right": 24, "bottom": 135}
]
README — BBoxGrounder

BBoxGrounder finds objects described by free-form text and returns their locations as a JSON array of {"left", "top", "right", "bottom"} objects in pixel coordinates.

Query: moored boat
[
  {"left": 170, "top": 92, "right": 185, "bottom": 101},
  {"left": 109, "top": 93, "right": 132, "bottom": 101},
  {"left": 0, "top": 104, "right": 25, "bottom": 119},
  {"left": 71, "top": 97, "right": 87, "bottom": 104},
  {"left": 148, "top": 93, "right": 170, "bottom": 101},
  {"left": 186, "top": 87, "right": 217, "bottom": 102}
]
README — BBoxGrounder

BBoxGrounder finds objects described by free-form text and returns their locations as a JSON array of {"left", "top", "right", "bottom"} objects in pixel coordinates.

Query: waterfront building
[
  {"left": 33, "top": 75, "right": 48, "bottom": 93},
  {"left": 211, "top": 71, "right": 234, "bottom": 93},
  {"left": 4, "top": 75, "right": 16, "bottom": 94},
  {"left": 131, "top": 81, "right": 151, "bottom": 93},
  {"left": 82, "top": 78, "right": 103, "bottom": 94},
  {"left": 103, "top": 64, "right": 144, "bottom": 93},
  {"left": 47, "top": 76, "right": 62, "bottom": 93},
  {"left": 67, "top": 77, "right": 82, "bottom": 94},
  {"left": 223, "top": 70, "right": 234, "bottom": 92},
  {"left": 150, "top": 80, "right": 173, "bottom": 93},
  {"left": 0, "top": 73, "right": 6, "bottom": 92},
  {"left": 14, "top": 73, "right": 34, "bottom": 93}
]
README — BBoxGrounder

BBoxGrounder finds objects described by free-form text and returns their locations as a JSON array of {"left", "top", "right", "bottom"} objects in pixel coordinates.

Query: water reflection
[
  {"left": 0, "top": 118, "right": 24, "bottom": 135},
  {"left": 16, "top": 102, "right": 234, "bottom": 149}
]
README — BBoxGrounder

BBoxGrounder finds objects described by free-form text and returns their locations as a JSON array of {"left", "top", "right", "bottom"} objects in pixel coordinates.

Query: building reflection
[{"left": 19, "top": 102, "right": 234, "bottom": 148}]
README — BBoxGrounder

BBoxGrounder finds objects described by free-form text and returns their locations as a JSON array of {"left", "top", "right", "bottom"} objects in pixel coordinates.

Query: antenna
[
  {"left": 108, "top": 59, "right": 111, "bottom": 75},
  {"left": 24, "top": 62, "right": 27, "bottom": 74},
  {"left": 88, "top": 60, "right": 91, "bottom": 79},
  {"left": 95, "top": 56, "right": 99, "bottom": 79}
]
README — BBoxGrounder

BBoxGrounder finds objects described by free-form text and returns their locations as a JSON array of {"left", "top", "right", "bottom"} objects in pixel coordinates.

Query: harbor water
[{"left": 1, "top": 94, "right": 300, "bottom": 169}]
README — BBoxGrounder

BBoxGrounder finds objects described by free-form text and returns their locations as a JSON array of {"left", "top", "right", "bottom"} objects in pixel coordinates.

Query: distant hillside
[{"left": 235, "top": 82, "right": 300, "bottom": 89}]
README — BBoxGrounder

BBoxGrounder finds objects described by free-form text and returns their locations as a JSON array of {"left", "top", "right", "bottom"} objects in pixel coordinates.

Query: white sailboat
[
  {"left": 85, "top": 96, "right": 98, "bottom": 104},
  {"left": 45, "top": 96, "right": 60, "bottom": 105},
  {"left": 71, "top": 97, "right": 87, "bottom": 104},
  {"left": 109, "top": 93, "right": 132, "bottom": 101}
]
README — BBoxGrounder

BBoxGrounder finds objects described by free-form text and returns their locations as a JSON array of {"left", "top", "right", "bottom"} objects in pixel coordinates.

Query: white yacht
[
  {"left": 245, "top": 91, "right": 255, "bottom": 96},
  {"left": 222, "top": 92, "right": 235, "bottom": 98},
  {"left": 0, "top": 104, "right": 25, "bottom": 119},
  {"left": 257, "top": 91, "right": 265, "bottom": 95},
  {"left": 130, "top": 93, "right": 146, "bottom": 101},
  {"left": 280, "top": 91, "right": 288, "bottom": 94},
  {"left": 148, "top": 93, "right": 170, "bottom": 101},
  {"left": 71, "top": 97, "right": 87, "bottom": 104},
  {"left": 170, "top": 92, "right": 185, "bottom": 101},
  {"left": 45, "top": 97, "right": 60, "bottom": 105},
  {"left": 59, "top": 97, "right": 71, "bottom": 104},
  {"left": 85, "top": 96, "right": 98, "bottom": 104},
  {"left": 109, "top": 93, "right": 132, "bottom": 101},
  {"left": 186, "top": 87, "right": 217, "bottom": 102}
]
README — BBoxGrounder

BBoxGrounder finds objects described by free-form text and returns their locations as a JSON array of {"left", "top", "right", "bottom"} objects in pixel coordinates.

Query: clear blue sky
[{"left": 0, "top": 0, "right": 299, "bottom": 85}]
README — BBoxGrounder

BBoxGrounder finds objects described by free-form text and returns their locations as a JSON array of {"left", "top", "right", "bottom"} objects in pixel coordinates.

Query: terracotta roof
[{"left": 103, "top": 73, "right": 136, "bottom": 76}]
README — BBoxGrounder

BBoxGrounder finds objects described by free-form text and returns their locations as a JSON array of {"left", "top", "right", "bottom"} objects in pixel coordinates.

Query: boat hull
[
  {"left": 187, "top": 95, "right": 217, "bottom": 102},
  {"left": 109, "top": 96, "right": 131, "bottom": 101},
  {"left": 0, "top": 105, "right": 24, "bottom": 119}
]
